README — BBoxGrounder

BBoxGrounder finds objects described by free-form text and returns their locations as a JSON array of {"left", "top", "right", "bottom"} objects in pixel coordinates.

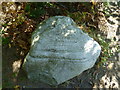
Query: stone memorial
[{"left": 23, "top": 16, "right": 101, "bottom": 85}]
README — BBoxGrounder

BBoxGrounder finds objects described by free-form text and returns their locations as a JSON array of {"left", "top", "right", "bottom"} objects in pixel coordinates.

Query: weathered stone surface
[{"left": 23, "top": 16, "right": 101, "bottom": 85}]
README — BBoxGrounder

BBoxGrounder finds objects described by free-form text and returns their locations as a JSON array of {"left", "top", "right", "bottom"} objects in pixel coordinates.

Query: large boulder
[{"left": 23, "top": 16, "right": 101, "bottom": 85}]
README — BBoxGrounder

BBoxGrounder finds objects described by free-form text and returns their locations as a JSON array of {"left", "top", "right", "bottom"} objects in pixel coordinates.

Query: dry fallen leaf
[
  {"left": 17, "top": 39, "right": 27, "bottom": 49},
  {"left": 107, "top": 63, "right": 114, "bottom": 70}
]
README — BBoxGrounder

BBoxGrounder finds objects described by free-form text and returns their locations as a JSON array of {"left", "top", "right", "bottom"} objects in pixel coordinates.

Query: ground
[{"left": 1, "top": 2, "right": 120, "bottom": 89}]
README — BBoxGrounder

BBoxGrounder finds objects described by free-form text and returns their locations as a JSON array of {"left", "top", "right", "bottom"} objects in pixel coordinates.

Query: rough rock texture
[{"left": 23, "top": 16, "right": 101, "bottom": 85}]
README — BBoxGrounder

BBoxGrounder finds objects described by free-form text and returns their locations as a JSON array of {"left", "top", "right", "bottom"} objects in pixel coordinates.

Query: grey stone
[{"left": 23, "top": 16, "right": 101, "bottom": 85}]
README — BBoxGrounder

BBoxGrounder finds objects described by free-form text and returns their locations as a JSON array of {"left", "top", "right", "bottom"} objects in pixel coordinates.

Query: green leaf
[
  {"left": 25, "top": 3, "right": 31, "bottom": 12},
  {"left": 2, "top": 37, "right": 10, "bottom": 45}
]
